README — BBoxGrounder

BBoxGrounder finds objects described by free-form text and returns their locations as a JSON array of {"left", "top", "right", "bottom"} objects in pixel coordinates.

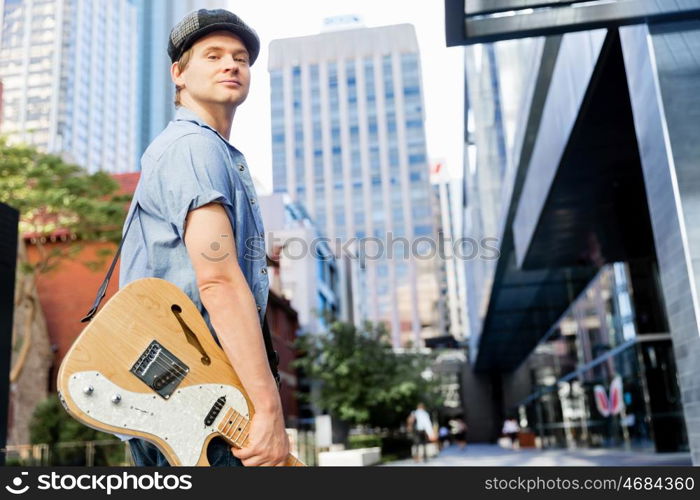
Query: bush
[
  {"left": 29, "top": 394, "right": 125, "bottom": 465},
  {"left": 348, "top": 434, "right": 382, "bottom": 450}
]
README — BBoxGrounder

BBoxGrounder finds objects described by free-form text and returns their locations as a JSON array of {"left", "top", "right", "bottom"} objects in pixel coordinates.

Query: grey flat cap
[{"left": 168, "top": 9, "right": 260, "bottom": 65}]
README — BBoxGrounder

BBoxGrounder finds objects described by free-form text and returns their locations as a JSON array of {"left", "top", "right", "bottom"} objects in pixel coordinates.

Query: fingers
[
  {"left": 230, "top": 445, "right": 255, "bottom": 461},
  {"left": 231, "top": 446, "right": 287, "bottom": 466},
  {"left": 231, "top": 446, "right": 264, "bottom": 466},
  {"left": 230, "top": 446, "right": 288, "bottom": 467}
]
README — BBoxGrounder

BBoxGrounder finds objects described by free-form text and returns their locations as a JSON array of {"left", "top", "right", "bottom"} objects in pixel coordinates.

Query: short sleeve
[{"left": 152, "top": 133, "right": 235, "bottom": 240}]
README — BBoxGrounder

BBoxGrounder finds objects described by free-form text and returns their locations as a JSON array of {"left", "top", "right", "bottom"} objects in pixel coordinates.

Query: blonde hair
[{"left": 174, "top": 47, "right": 194, "bottom": 107}]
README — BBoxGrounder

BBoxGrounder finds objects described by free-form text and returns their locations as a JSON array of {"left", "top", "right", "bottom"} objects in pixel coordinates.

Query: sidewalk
[{"left": 384, "top": 443, "right": 692, "bottom": 466}]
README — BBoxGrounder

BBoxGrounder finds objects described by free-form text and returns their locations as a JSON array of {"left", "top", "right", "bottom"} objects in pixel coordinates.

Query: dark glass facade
[{"left": 518, "top": 264, "right": 688, "bottom": 452}]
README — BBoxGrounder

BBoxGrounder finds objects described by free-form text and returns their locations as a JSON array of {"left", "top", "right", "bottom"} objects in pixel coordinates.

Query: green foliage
[
  {"left": 0, "top": 137, "right": 130, "bottom": 274},
  {"left": 347, "top": 434, "right": 382, "bottom": 450},
  {"left": 29, "top": 394, "right": 124, "bottom": 465},
  {"left": 294, "top": 320, "right": 443, "bottom": 429}
]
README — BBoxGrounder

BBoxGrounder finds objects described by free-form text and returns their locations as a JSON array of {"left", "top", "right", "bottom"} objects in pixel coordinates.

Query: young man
[{"left": 119, "top": 9, "right": 289, "bottom": 467}]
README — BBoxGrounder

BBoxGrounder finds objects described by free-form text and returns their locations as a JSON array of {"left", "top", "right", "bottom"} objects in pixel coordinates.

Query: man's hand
[{"left": 231, "top": 404, "right": 290, "bottom": 466}]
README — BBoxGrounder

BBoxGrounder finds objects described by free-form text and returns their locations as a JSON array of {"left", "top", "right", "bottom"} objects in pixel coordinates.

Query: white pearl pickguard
[{"left": 67, "top": 371, "right": 249, "bottom": 466}]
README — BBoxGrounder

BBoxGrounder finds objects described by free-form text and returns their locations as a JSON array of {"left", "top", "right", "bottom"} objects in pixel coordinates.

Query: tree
[
  {"left": 294, "top": 320, "right": 443, "bottom": 430},
  {"left": 0, "top": 137, "right": 130, "bottom": 444},
  {"left": 0, "top": 136, "right": 129, "bottom": 276}
]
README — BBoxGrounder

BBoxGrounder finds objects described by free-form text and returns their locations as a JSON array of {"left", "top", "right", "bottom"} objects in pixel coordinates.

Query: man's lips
[{"left": 220, "top": 80, "right": 241, "bottom": 86}]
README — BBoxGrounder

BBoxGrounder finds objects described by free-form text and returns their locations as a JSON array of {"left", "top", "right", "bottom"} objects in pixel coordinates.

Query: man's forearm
[{"left": 199, "top": 281, "right": 280, "bottom": 413}]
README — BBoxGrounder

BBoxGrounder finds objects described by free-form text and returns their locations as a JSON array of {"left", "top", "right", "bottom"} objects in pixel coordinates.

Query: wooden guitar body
[{"left": 57, "top": 278, "right": 303, "bottom": 466}]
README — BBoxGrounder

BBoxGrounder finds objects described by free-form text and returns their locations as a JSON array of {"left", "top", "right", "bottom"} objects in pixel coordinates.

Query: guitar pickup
[{"left": 205, "top": 396, "right": 226, "bottom": 427}]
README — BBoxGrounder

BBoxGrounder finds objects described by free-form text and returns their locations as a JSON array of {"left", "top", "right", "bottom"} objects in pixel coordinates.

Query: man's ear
[{"left": 171, "top": 62, "right": 185, "bottom": 88}]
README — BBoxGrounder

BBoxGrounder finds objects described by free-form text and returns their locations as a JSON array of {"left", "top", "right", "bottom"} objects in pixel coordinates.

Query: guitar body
[{"left": 57, "top": 277, "right": 303, "bottom": 466}]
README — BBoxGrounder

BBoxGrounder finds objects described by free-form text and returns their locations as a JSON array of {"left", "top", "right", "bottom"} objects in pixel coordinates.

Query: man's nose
[{"left": 223, "top": 56, "right": 241, "bottom": 72}]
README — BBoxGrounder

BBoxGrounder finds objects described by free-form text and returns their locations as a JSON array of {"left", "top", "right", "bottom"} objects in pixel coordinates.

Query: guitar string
[
  {"left": 219, "top": 406, "right": 250, "bottom": 445},
  {"left": 136, "top": 345, "right": 191, "bottom": 381},
  {"left": 223, "top": 411, "right": 243, "bottom": 437},
  {"left": 147, "top": 350, "right": 188, "bottom": 376},
  {"left": 233, "top": 419, "right": 250, "bottom": 445},
  {"left": 134, "top": 353, "right": 188, "bottom": 388},
  {"left": 232, "top": 413, "right": 250, "bottom": 444},
  {"left": 218, "top": 407, "right": 235, "bottom": 435}
]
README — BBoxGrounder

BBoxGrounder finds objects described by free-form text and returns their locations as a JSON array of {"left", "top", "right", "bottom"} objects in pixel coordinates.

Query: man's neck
[{"left": 180, "top": 100, "right": 235, "bottom": 139}]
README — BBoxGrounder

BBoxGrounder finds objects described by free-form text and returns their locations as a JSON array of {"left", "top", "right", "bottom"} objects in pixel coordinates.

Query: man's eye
[
  {"left": 207, "top": 55, "right": 218, "bottom": 60},
  {"left": 235, "top": 58, "right": 249, "bottom": 64}
]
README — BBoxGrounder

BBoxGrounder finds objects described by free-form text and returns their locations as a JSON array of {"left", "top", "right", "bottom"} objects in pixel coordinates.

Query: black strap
[
  {"left": 81, "top": 202, "right": 281, "bottom": 386},
  {"left": 262, "top": 317, "right": 281, "bottom": 387},
  {"left": 80, "top": 203, "right": 139, "bottom": 323}
]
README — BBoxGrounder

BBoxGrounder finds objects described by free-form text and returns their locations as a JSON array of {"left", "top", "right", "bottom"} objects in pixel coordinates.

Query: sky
[{"left": 224, "top": 0, "right": 464, "bottom": 193}]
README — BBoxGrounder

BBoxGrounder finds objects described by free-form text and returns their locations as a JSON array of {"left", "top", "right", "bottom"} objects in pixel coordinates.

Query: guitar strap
[{"left": 80, "top": 202, "right": 281, "bottom": 387}]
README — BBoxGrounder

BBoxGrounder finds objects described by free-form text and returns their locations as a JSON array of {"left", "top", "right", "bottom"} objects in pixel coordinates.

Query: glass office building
[
  {"left": 0, "top": 0, "right": 137, "bottom": 173},
  {"left": 445, "top": 0, "right": 700, "bottom": 461},
  {"left": 269, "top": 24, "right": 438, "bottom": 347}
]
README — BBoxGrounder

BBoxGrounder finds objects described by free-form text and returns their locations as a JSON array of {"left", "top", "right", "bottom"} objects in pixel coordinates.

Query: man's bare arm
[{"left": 183, "top": 202, "right": 289, "bottom": 466}]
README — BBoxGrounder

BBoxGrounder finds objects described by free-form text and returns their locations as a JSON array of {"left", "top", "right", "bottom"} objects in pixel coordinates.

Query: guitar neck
[{"left": 216, "top": 405, "right": 305, "bottom": 467}]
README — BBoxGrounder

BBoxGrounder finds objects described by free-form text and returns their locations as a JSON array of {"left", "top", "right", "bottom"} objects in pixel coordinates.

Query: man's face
[{"left": 174, "top": 31, "right": 251, "bottom": 108}]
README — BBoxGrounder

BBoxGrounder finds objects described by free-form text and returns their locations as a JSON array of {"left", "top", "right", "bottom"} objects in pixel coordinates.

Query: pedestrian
[
  {"left": 119, "top": 9, "right": 289, "bottom": 466},
  {"left": 451, "top": 417, "right": 468, "bottom": 449},
  {"left": 502, "top": 418, "right": 520, "bottom": 448},
  {"left": 407, "top": 403, "right": 435, "bottom": 462},
  {"left": 438, "top": 424, "right": 450, "bottom": 450}
]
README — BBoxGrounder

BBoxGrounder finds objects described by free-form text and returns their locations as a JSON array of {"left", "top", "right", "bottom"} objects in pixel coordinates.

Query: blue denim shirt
[{"left": 119, "top": 106, "right": 269, "bottom": 335}]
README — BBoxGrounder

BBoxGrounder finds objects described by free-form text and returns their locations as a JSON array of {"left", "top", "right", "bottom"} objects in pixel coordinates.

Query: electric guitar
[{"left": 57, "top": 277, "right": 305, "bottom": 466}]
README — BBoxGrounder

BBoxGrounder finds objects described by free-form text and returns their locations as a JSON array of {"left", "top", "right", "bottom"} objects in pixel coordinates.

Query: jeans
[{"left": 128, "top": 437, "right": 243, "bottom": 467}]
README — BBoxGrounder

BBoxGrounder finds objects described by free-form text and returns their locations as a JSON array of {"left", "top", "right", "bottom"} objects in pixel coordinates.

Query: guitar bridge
[{"left": 130, "top": 340, "right": 189, "bottom": 399}]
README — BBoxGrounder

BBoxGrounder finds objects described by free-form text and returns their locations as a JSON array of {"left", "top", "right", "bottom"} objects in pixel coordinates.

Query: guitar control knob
[
  {"left": 83, "top": 386, "right": 94, "bottom": 395},
  {"left": 111, "top": 394, "right": 122, "bottom": 404}
]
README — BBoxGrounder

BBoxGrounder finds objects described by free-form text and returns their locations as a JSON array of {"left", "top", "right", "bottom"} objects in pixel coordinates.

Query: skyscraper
[
  {"left": 0, "top": 0, "right": 137, "bottom": 173},
  {"left": 134, "top": 0, "right": 220, "bottom": 163},
  {"left": 446, "top": 0, "right": 700, "bottom": 458},
  {"left": 269, "top": 23, "right": 437, "bottom": 347},
  {"left": 430, "top": 161, "right": 468, "bottom": 341}
]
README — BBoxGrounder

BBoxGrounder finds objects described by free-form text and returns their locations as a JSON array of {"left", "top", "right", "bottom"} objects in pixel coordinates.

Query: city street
[{"left": 385, "top": 444, "right": 693, "bottom": 467}]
